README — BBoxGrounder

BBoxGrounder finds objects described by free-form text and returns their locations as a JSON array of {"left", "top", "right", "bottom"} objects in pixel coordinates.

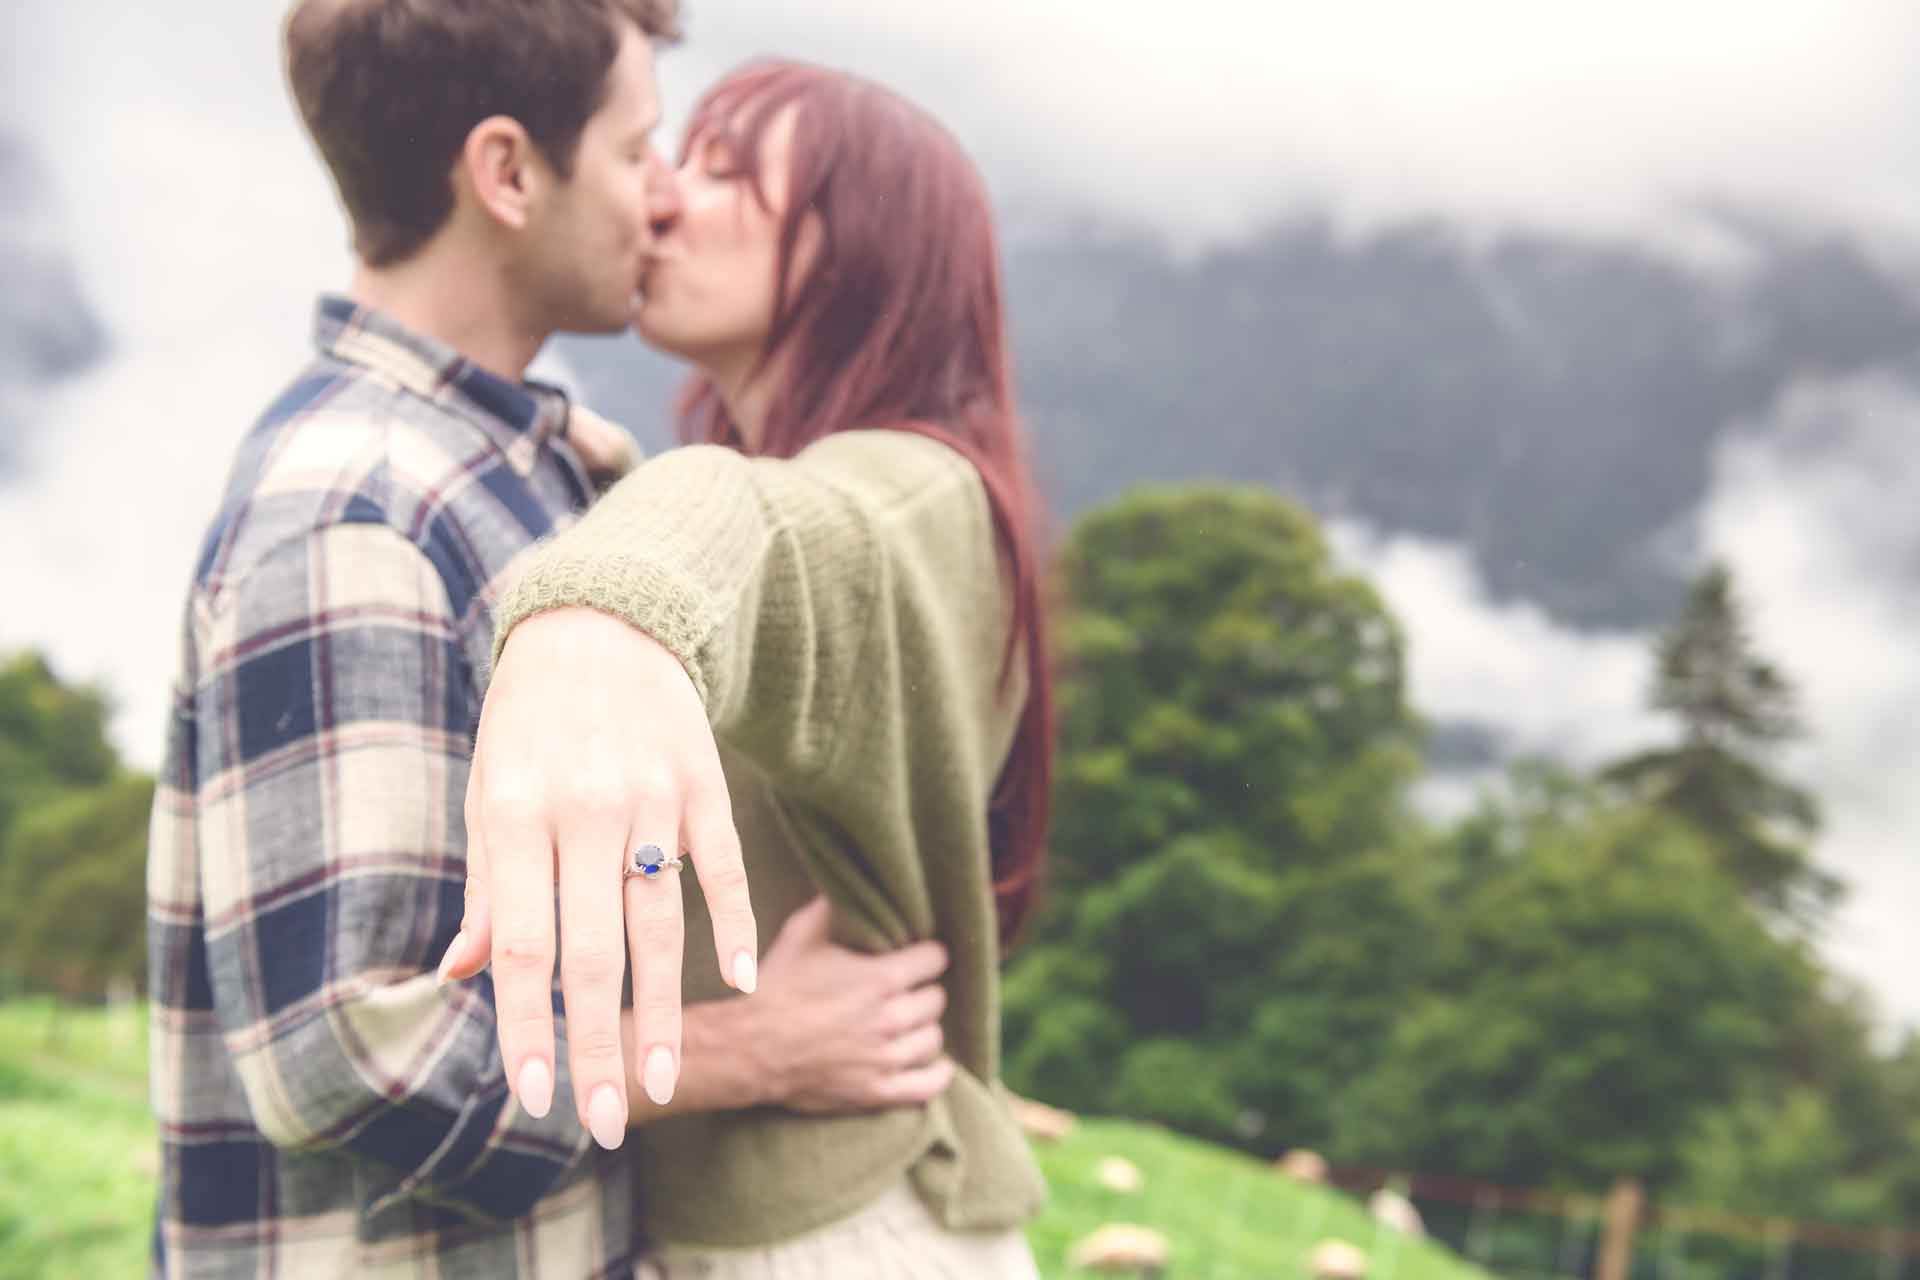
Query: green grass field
[
  {"left": 1028, "top": 1118, "right": 1491, "bottom": 1279},
  {"left": 0, "top": 999, "right": 155, "bottom": 1279},
  {"left": 0, "top": 999, "right": 1489, "bottom": 1279}
]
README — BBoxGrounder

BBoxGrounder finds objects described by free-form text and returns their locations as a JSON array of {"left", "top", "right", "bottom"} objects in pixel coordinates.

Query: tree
[
  {"left": 1336, "top": 782, "right": 1812, "bottom": 1189},
  {"left": 1041, "top": 486, "right": 1423, "bottom": 904},
  {"left": 0, "top": 773, "right": 154, "bottom": 997},
  {"left": 0, "top": 652, "right": 117, "bottom": 845},
  {"left": 1006, "top": 488, "right": 1429, "bottom": 1144},
  {"left": 1604, "top": 563, "right": 1833, "bottom": 919},
  {"left": 0, "top": 651, "right": 150, "bottom": 998},
  {"left": 1679, "top": 1086, "right": 1890, "bottom": 1225},
  {"left": 1338, "top": 778, "right": 1814, "bottom": 1186}
]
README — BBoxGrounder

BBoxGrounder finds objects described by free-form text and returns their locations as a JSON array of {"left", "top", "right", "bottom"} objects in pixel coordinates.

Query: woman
[{"left": 450, "top": 60, "right": 1053, "bottom": 1275}]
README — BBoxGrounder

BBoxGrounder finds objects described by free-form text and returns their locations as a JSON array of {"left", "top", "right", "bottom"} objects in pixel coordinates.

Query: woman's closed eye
[{"left": 694, "top": 134, "right": 743, "bottom": 181}]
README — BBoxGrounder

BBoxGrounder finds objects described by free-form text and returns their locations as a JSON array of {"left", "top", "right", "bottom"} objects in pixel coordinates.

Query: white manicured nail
[
  {"left": 733, "top": 950, "right": 757, "bottom": 995},
  {"left": 517, "top": 1058, "right": 553, "bottom": 1119},
  {"left": 435, "top": 933, "right": 464, "bottom": 985},
  {"left": 588, "top": 1085, "right": 625, "bottom": 1150},
  {"left": 643, "top": 1046, "right": 677, "bottom": 1106}
]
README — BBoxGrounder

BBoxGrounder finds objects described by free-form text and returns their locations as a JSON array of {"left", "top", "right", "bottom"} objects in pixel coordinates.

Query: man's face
[{"left": 519, "top": 23, "right": 676, "bottom": 335}]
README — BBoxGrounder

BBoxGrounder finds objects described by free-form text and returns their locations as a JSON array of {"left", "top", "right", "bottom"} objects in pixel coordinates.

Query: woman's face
[{"left": 635, "top": 103, "right": 810, "bottom": 378}]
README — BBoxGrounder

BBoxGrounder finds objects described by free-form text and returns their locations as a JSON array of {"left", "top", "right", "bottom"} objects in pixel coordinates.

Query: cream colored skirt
[{"left": 638, "top": 1180, "right": 1041, "bottom": 1280}]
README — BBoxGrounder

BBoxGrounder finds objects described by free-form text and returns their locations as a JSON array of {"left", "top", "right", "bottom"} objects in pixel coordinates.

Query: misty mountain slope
[
  {"left": 1, "top": 134, "right": 108, "bottom": 477},
  {"left": 1008, "top": 218, "right": 1920, "bottom": 627},
  {"left": 555, "top": 214, "right": 1920, "bottom": 630}
]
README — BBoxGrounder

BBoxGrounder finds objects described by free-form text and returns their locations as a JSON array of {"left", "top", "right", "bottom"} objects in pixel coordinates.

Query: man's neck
[{"left": 350, "top": 245, "right": 547, "bottom": 384}]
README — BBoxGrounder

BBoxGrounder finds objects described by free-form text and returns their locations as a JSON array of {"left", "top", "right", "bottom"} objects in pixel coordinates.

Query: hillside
[{"left": 0, "top": 999, "right": 1492, "bottom": 1280}]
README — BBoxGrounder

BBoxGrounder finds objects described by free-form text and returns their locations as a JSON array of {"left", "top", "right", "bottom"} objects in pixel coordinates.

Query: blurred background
[{"left": 6, "top": 1, "right": 1920, "bottom": 1276}]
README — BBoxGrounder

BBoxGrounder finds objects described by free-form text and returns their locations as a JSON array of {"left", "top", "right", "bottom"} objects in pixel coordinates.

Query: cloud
[
  {"left": 15, "top": 1, "right": 1917, "bottom": 257},
  {"left": 1330, "top": 522, "right": 1663, "bottom": 768},
  {"left": 4, "top": 0, "right": 1919, "bottom": 1032},
  {"left": 0, "top": 136, "right": 109, "bottom": 472},
  {"left": 0, "top": 0, "right": 349, "bottom": 763},
  {"left": 671, "top": 0, "right": 1920, "bottom": 251},
  {"left": 1340, "top": 374, "right": 1920, "bottom": 1029},
  {"left": 1695, "top": 375, "right": 1920, "bottom": 1026}
]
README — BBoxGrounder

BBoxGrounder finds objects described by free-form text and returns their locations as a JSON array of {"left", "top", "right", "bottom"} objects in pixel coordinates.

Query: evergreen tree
[{"left": 1604, "top": 563, "right": 1833, "bottom": 918}]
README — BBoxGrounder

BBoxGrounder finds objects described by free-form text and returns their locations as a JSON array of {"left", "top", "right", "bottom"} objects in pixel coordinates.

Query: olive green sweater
[{"left": 492, "top": 429, "right": 1045, "bottom": 1247}]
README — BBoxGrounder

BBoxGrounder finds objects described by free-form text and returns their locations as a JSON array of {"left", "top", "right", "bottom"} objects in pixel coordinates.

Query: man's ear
[{"left": 459, "top": 116, "right": 546, "bottom": 232}]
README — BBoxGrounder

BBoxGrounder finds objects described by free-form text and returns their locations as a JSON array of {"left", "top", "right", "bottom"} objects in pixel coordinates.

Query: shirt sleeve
[{"left": 191, "top": 518, "right": 594, "bottom": 1222}]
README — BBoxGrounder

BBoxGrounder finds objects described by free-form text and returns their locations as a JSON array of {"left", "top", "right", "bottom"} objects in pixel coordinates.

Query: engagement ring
[{"left": 625, "top": 843, "right": 684, "bottom": 880}]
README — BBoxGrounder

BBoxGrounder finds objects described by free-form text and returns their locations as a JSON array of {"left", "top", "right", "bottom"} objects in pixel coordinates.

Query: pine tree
[{"left": 1604, "top": 564, "right": 1833, "bottom": 918}]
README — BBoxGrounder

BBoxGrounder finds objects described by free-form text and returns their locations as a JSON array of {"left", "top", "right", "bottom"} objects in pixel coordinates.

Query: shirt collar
[{"left": 313, "top": 294, "right": 570, "bottom": 478}]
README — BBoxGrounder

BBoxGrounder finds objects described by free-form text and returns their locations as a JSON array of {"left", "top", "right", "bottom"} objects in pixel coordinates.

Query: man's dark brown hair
[{"left": 286, "top": 0, "right": 682, "bottom": 267}]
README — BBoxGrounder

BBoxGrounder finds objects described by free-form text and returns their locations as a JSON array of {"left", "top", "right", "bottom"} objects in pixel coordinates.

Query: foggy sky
[{"left": 5, "top": 0, "right": 1920, "bottom": 1026}]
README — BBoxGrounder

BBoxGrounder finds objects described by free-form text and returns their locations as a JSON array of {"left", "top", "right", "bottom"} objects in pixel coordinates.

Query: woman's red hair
[{"left": 674, "top": 60, "right": 1051, "bottom": 945}]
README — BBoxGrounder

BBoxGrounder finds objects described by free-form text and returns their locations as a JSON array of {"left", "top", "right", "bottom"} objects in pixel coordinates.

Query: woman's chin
[{"left": 630, "top": 314, "right": 679, "bottom": 354}]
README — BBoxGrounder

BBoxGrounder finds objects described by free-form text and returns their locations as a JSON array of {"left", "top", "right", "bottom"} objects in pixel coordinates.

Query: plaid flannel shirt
[{"left": 146, "top": 297, "right": 644, "bottom": 1278}]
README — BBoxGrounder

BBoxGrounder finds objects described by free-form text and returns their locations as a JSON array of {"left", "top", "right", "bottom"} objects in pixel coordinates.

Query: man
[{"left": 146, "top": 2, "right": 954, "bottom": 1274}]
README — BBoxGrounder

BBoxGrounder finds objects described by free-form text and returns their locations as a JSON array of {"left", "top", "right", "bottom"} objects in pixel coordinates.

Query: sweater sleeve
[{"left": 490, "top": 430, "right": 1002, "bottom": 793}]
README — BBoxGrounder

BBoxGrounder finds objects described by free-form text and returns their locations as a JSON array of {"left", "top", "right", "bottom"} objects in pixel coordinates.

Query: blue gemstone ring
[{"left": 625, "top": 843, "right": 684, "bottom": 881}]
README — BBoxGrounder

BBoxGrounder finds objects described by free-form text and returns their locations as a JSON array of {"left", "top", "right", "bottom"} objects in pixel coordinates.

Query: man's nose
[{"left": 645, "top": 148, "right": 683, "bottom": 227}]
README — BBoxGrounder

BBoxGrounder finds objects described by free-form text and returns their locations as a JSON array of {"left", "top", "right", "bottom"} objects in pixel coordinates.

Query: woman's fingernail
[
  {"left": 643, "top": 1045, "right": 677, "bottom": 1106},
  {"left": 588, "top": 1084, "right": 626, "bottom": 1150},
  {"left": 517, "top": 1058, "right": 554, "bottom": 1119},
  {"left": 732, "top": 950, "right": 757, "bottom": 995},
  {"left": 435, "top": 933, "right": 465, "bottom": 986}
]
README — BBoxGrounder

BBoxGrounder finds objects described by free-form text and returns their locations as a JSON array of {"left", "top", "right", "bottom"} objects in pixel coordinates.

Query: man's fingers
[
  {"left": 554, "top": 790, "right": 634, "bottom": 1150},
  {"left": 882, "top": 939, "right": 951, "bottom": 992},
  {"left": 482, "top": 792, "right": 560, "bottom": 1120},
  {"left": 625, "top": 828, "right": 685, "bottom": 1107},
  {"left": 769, "top": 895, "right": 832, "bottom": 953},
  {"left": 886, "top": 1023, "right": 945, "bottom": 1071},
  {"left": 683, "top": 778, "right": 757, "bottom": 994},
  {"left": 875, "top": 1056, "right": 957, "bottom": 1107},
  {"left": 882, "top": 982, "right": 948, "bottom": 1036}
]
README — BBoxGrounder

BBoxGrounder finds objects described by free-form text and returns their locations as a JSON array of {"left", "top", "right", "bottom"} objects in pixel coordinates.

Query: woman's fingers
[
  {"left": 455, "top": 610, "right": 761, "bottom": 1139},
  {"left": 682, "top": 771, "right": 758, "bottom": 995},
  {"left": 482, "top": 790, "right": 561, "bottom": 1119},
  {"left": 625, "top": 829, "right": 686, "bottom": 1107},
  {"left": 439, "top": 775, "right": 496, "bottom": 984},
  {"left": 553, "top": 777, "right": 636, "bottom": 1149}
]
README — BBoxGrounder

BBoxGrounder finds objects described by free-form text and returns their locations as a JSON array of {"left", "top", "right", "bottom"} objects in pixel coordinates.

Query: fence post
[
  {"left": 1596, "top": 1178, "right": 1643, "bottom": 1280},
  {"left": 1765, "top": 1220, "right": 1793, "bottom": 1280},
  {"left": 1465, "top": 1186, "right": 1496, "bottom": 1265},
  {"left": 1556, "top": 1198, "right": 1593, "bottom": 1278},
  {"left": 108, "top": 974, "right": 137, "bottom": 1050},
  {"left": 1657, "top": 1211, "right": 1690, "bottom": 1280}
]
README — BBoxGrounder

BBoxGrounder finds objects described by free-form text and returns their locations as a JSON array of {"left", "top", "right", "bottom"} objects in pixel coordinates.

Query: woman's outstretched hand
[{"left": 437, "top": 606, "right": 758, "bottom": 1151}]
